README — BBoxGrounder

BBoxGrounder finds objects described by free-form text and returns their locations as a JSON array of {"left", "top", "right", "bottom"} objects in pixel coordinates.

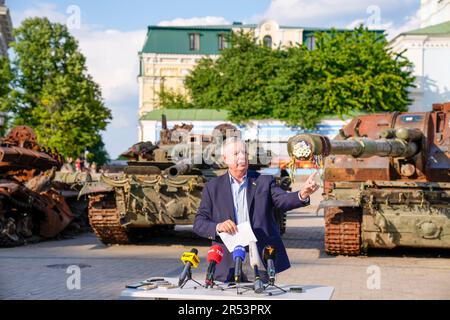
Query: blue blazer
[{"left": 193, "top": 170, "right": 310, "bottom": 282}]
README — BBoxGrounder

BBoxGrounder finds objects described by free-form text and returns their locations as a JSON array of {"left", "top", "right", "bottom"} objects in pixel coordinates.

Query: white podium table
[{"left": 120, "top": 277, "right": 334, "bottom": 300}]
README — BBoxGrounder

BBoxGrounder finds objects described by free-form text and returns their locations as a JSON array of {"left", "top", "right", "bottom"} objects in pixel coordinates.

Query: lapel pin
[{"left": 252, "top": 182, "right": 257, "bottom": 186}]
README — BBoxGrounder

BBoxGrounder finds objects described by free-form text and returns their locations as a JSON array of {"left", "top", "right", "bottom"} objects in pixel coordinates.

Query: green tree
[
  {"left": 0, "top": 56, "right": 12, "bottom": 102},
  {"left": 298, "top": 27, "right": 414, "bottom": 123},
  {"left": 1, "top": 17, "right": 112, "bottom": 161},
  {"left": 0, "top": 56, "right": 13, "bottom": 135},
  {"left": 160, "top": 27, "right": 415, "bottom": 128},
  {"left": 159, "top": 87, "right": 194, "bottom": 110},
  {"left": 86, "top": 139, "right": 110, "bottom": 166}
]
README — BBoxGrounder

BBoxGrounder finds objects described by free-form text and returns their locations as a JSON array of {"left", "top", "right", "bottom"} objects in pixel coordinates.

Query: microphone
[
  {"left": 178, "top": 248, "right": 200, "bottom": 287},
  {"left": 249, "top": 241, "right": 264, "bottom": 293},
  {"left": 205, "top": 245, "right": 224, "bottom": 287},
  {"left": 262, "top": 245, "right": 276, "bottom": 285},
  {"left": 232, "top": 245, "right": 246, "bottom": 283}
]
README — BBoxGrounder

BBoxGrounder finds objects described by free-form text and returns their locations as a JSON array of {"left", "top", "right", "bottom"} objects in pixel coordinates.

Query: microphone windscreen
[
  {"left": 191, "top": 248, "right": 198, "bottom": 255},
  {"left": 249, "top": 241, "right": 263, "bottom": 268},
  {"left": 232, "top": 245, "right": 246, "bottom": 262},
  {"left": 263, "top": 245, "right": 276, "bottom": 261},
  {"left": 207, "top": 245, "right": 224, "bottom": 264}
]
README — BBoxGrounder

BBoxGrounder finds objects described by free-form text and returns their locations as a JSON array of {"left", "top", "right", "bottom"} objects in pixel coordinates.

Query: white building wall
[
  {"left": 390, "top": 35, "right": 450, "bottom": 112},
  {"left": 422, "top": 45, "right": 450, "bottom": 107},
  {"left": 420, "top": 0, "right": 450, "bottom": 28}
]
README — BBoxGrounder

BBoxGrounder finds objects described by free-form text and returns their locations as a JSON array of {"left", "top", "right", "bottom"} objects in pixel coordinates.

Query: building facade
[
  {"left": 138, "top": 20, "right": 333, "bottom": 117},
  {"left": 0, "top": 0, "right": 13, "bottom": 56},
  {"left": 390, "top": 1, "right": 450, "bottom": 112},
  {"left": 419, "top": 0, "right": 450, "bottom": 28}
]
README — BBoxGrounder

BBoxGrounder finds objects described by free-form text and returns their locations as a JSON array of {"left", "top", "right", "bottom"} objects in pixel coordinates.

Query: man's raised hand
[{"left": 300, "top": 171, "right": 320, "bottom": 200}]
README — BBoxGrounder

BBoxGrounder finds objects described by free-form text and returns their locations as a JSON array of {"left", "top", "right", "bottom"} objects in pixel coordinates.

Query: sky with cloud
[{"left": 7, "top": 0, "right": 422, "bottom": 158}]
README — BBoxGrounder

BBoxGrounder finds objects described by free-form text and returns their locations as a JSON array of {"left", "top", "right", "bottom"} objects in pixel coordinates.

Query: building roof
[
  {"left": 141, "top": 108, "right": 230, "bottom": 121},
  {"left": 141, "top": 26, "right": 232, "bottom": 55},
  {"left": 403, "top": 20, "right": 450, "bottom": 36},
  {"left": 140, "top": 23, "right": 383, "bottom": 55}
]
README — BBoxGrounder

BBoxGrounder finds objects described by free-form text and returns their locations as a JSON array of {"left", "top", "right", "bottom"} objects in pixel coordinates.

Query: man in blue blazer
[{"left": 193, "top": 137, "right": 320, "bottom": 283}]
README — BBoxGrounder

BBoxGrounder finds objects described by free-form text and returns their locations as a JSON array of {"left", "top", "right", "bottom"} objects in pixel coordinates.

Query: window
[
  {"left": 218, "top": 34, "right": 228, "bottom": 50},
  {"left": 306, "top": 36, "right": 316, "bottom": 50},
  {"left": 263, "top": 35, "right": 272, "bottom": 48},
  {"left": 189, "top": 33, "right": 200, "bottom": 51}
]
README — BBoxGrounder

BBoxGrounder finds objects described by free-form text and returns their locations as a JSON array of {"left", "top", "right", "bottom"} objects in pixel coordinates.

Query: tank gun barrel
[
  {"left": 288, "top": 128, "right": 422, "bottom": 160},
  {"left": 166, "top": 154, "right": 203, "bottom": 178}
]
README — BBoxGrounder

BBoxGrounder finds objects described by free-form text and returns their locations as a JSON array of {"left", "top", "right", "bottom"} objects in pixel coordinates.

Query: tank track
[
  {"left": 324, "top": 207, "right": 361, "bottom": 255},
  {"left": 0, "top": 235, "right": 23, "bottom": 248},
  {"left": 88, "top": 193, "right": 131, "bottom": 245}
]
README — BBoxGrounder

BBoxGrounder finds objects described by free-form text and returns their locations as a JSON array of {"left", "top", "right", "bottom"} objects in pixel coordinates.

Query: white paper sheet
[{"left": 218, "top": 221, "right": 258, "bottom": 252}]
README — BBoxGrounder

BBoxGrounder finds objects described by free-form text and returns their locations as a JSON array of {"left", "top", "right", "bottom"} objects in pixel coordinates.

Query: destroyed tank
[
  {"left": 85, "top": 116, "right": 291, "bottom": 245},
  {"left": 288, "top": 102, "right": 450, "bottom": 255},
  {"left": 0, "top": 126, "right": 83, "bottom": 247}
]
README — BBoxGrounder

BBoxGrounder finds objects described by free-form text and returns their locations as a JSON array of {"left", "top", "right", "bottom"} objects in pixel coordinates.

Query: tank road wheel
[
  {"left": 88, "top": 193, "right": 131, "bottom": 245},
  {"left": 0, "top": 216, "right": 20, "bottom": 247},
  {"left": 324, "top": 207, "right": 362, "bottom": 256}
]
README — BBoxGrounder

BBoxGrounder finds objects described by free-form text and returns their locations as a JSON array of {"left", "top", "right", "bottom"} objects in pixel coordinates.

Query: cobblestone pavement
[{"left": 1, "top": 182, "right": 449, "bottom": 300}]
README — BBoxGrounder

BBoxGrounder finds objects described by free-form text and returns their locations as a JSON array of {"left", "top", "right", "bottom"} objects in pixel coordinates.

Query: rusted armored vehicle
[
  {"left": 84, "top": 117, "right": 290, "bottom": 245},
  {"left": 0, "top": 126, "right": 82, "bottom": 247},
  {"left": 288, "top": 102, "right": 450, "bottom": 255}
]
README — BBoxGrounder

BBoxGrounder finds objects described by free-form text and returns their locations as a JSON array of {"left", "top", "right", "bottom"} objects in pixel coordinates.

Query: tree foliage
[
  {"left": 0, "top": 56, "right": 13, "bottom": 136},
  {"left": 160, "top": 26, "right": 415, "bottom": 128},
  {"left": 0, "top": 56, "right": 12, "bottom": 102},
  {"left": 1, "top": 18, "right": 112, "bottom": 164}
]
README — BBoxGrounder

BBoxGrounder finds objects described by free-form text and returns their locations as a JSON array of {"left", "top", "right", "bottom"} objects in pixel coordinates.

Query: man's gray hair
[{"left": 221, "top": 137, "right": 247, "bottom": 158}]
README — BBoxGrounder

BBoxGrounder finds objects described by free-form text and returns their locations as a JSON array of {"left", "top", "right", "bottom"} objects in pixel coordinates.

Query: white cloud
[
  {"left": 72, "top": 28, "right": 145, "bottom": 105},
  {"left": 70, "top": 27, "right": 146, "bottom": 156},
  {"left": 385, "top": 12, "right": 422, "bottom": 40},
  {"left": 158, "top": 16, "right": 230, "bottom": 26},
  {"left": 251, "top": 0, "right": 422, "bottom": 42},
  {"left": 11, "top": 3, "right": 67, "bottom": 26},
  {"left": 250, "top": 0, "right": 417, "bottom": 27},
  {"left": 345, "top": 10, "right": 422, "bottom": 41}
]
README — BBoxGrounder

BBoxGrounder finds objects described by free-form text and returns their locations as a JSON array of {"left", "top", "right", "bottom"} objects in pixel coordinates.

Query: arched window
[{"left": 263, "top": 35, "right": 272, "bottom": 48}]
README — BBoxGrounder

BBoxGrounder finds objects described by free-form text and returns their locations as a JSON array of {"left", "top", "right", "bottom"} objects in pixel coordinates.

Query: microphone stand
[
  {"left": 223, "top": 282, "right": 254, "bottom": 295},
  {"left": 263, "top": 282, "right": 288, "bottom": 295},
  {"left": 179, "top": 268, "right": 204, "bottom": 289},
  {"left": 205, "top": 281, "right": 225, "bottom": 291}
]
